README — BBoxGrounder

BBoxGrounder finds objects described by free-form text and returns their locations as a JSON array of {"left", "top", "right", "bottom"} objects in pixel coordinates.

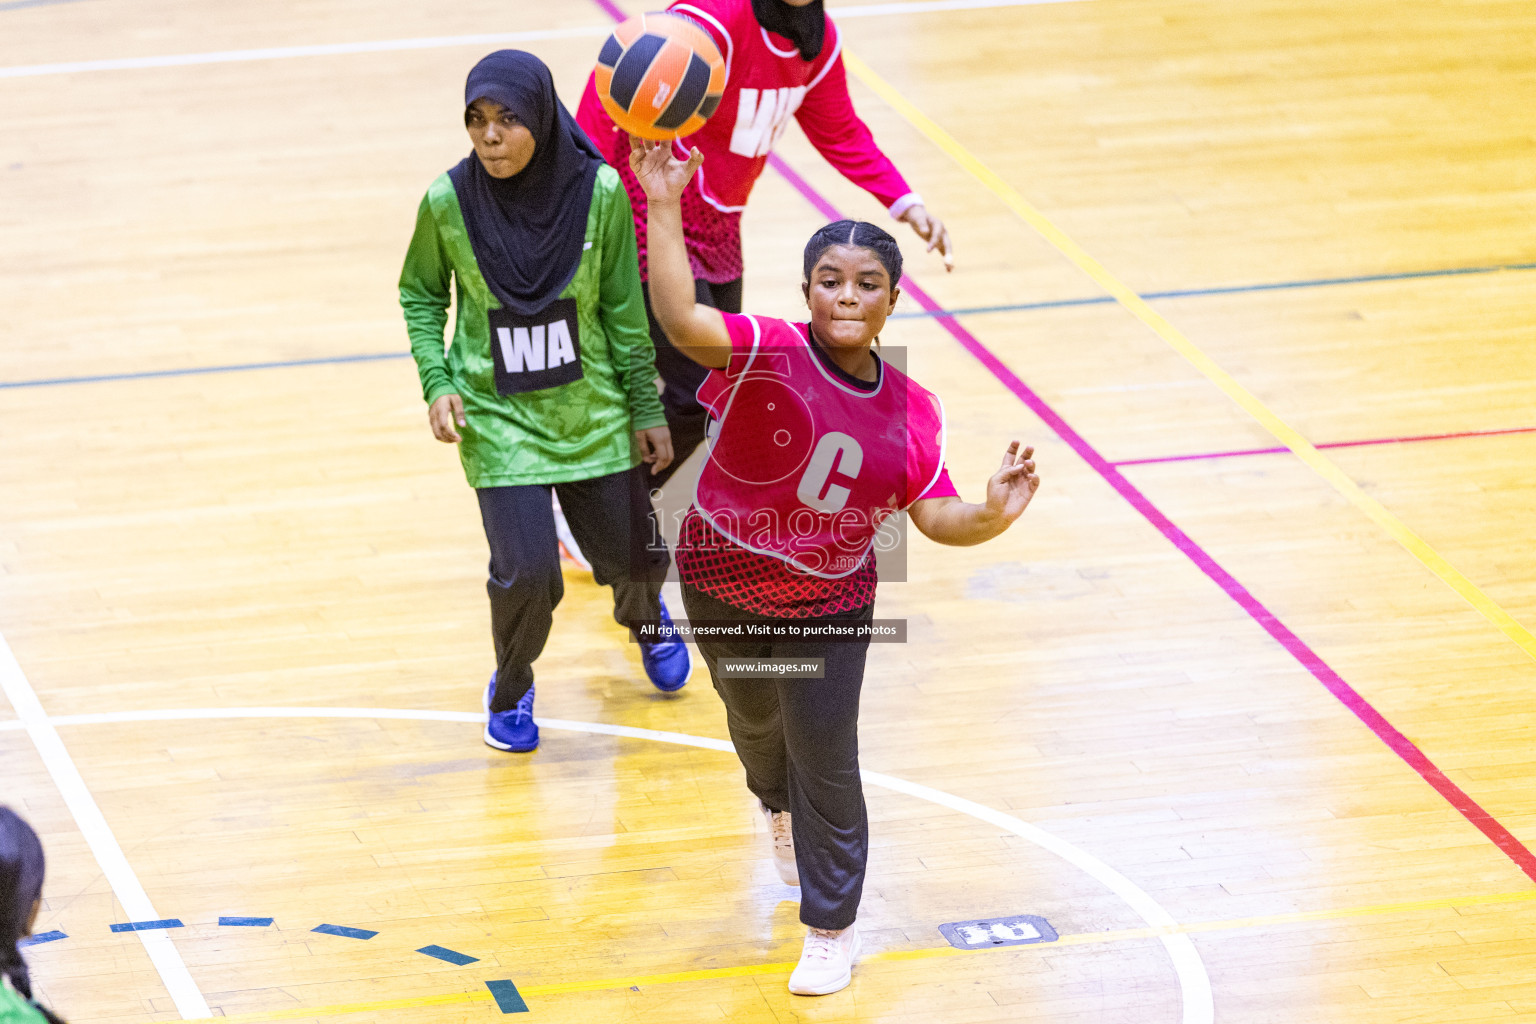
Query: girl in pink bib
[{"left": 632, "top": 136, "right": 1040, "bottom": 997}]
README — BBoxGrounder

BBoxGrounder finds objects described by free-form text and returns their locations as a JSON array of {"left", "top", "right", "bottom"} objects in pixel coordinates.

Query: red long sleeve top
[{"left": 575, "top": 0, "right": 921, "bottom": 282}]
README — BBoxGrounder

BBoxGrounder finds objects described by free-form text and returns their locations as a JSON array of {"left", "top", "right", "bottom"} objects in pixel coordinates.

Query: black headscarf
[
  {"left": 1, "top": 807, "right": 45, "bottom": 1001},
  {"left": 448, "top": 50, "right": 605, "bottom": 317},
  {"left": 752, "top": 0, "right": 827, "bottom": 62}
]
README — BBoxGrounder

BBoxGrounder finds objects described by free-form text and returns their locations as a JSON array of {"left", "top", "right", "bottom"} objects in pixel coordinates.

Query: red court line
[
  {"left": 587, "top": 0, "right": 1536, "bottom": 883},
  {"left": 1114, "top": 425, "right": 1536, "bottom": 467}
]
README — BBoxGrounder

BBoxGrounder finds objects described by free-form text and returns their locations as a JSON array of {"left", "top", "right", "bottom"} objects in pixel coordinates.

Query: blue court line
[
  {"left": 3, "top": 261, "right": 1532, "bottom": 390},
  {"left": 0, "top": 351, "right": 408, "bottom": 390},
  {"left": 886, "top": 259, "right": 1536, "bottom": 320},
  {"left": 19, "top": 930, "right": 66, "bottom": 946},
  {"left": 219, "top": 916, "right": 274, "bottom": 927},
  {"left": 888, "top": 294, "right": 1112, "bottom": 318},
  {"left": 417, "top": 944, "right": 478, "bottom": 966},
  {"left": 485, "top": 980, "right": 529, "bottom": 1013},
  {"left": 312, "top": 923, "right": 378, "bottom": 940},
  {"left": 0, "top": 0, "right": 93, "bottom": 10},
  {"left": 110, "top": 918, "right": 183, "bottom": 932}
]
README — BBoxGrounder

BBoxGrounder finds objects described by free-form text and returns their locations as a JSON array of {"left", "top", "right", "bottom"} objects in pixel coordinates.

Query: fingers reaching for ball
[{"left": 628, "top": 137, "right": 704, "bottom": 204}]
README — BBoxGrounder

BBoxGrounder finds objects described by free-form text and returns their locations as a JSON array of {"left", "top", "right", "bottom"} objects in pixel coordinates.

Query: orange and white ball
[{"left": 594, "top": 12, "right": 726, "bottom": 140}]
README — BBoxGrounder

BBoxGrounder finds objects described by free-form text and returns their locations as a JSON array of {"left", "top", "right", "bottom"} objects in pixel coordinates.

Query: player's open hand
[
  {"left": 899, "top": 204, "right": 954, "bottom": 271},
  {"left": 983, "top": 442, "right": 1039, "bottom": 524},
  {"left": 636, "top": 425, "right": 674, "bottom": 475},
  {"left": 429, "top": 393, "right": 466, "bottom": 443},
  {"left": 629, "top": 136, "right": 704, "bottom": 206}
]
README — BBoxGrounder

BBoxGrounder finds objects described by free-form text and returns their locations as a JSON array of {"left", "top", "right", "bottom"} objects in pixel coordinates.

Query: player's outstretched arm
[
  {"left": 629, "top": 136, "right": 730, "bottom": 368},
  {"left": 908, "top": 442, "right": 1039, "bottom": 546}
]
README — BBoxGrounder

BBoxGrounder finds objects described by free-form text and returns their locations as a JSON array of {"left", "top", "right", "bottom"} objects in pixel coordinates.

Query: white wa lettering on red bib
[{"left": 728, "top": 86, "right": 807, "bottom": 158}]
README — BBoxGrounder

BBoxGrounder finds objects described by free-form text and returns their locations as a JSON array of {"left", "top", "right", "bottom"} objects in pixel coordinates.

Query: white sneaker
[
  {"left": 760, "top": 801, "right": 798, "bottom": 886},
  {"left": 788, "top": 923, "right": 860, "bottom": 996}
]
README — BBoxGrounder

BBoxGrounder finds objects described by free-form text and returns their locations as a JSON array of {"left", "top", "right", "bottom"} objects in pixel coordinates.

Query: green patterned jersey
[
  {"left": 399, "top": 164, "right": 665, "bottom": 487},
  {"left": 0, "top": 977, "right": 46, "bottom": 1024}
]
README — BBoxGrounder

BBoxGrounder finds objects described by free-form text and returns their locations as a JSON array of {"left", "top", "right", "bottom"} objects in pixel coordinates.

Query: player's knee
[{"left": 489, "top": 562, "right": 564, "bottom": 606}]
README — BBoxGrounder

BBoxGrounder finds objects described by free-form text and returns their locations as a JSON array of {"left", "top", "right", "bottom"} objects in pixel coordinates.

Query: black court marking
[
  {"left": 110, "top": 919, "right": 183, "bottom": 933},
  {"left": 19, "top": 930, "right": 66, "bottom": 946},
  {"left": 486, "top": 980, "right": 530, "bottom": 1013},
  {"left": 938, "top": 914, "right": 1057, "bottom": 949},
  {"left": 608, "top": 32, "right": 666, "bottom": 110},
  {"left": 219, "top": 916, "right": 273, "bottom": 926},
  {"left": 417, "top": 944, "right": 478, "bottom": 965},
  {"left": 312, "top": 923, "right": 378, "bottom": 940},
  {"left": 655, "top": 52, "right": 712, "bottom": 130}
]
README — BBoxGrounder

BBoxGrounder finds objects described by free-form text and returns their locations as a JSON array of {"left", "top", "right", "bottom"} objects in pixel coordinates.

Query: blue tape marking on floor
[
  {"left": 0, "top": 351, "right": 409, "bottom": 389},
  {"left": 485, "top": 980, "right": 529, "bottom": 1013},
  {"left": 311, "top": 923, "right": 377, "bottom": 940},
  {"left": 937, "top": 914, "right": 1058, "bottom": 949},
  {"left": 219, "top": 916, "right": 274, "bottom": 927},
  {"left": 19, "top": 930, "right": 66, "bottom": 946},
  {"left": 887, "top": 260, "right": 1536, "bottom": 320},
  {"left": 417, "top": 944, "right": 478, "bottom": 965},
  {"left": 110, "top": 919, "right": 184, "bottom": 933}
]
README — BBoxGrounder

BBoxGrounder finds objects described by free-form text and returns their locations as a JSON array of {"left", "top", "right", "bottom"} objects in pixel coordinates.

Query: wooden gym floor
[{"left": 2, "top": 0, "right": 1535, "bottom": 1021}]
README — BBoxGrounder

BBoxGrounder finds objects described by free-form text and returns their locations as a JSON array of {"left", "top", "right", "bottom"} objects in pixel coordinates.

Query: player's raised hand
[
  {"left": 983, "top": 442, "right": 1039, "bottom": 524},
  {"left": 899, "top": 204, "right": 954, "bottom": 271},
  {"left": 629, "top": 136, "right": 704, "bottom": 206}
]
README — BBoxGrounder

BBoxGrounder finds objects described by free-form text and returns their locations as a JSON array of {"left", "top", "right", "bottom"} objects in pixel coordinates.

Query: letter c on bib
[{"left": 796, "top": 432, "right": 863, "bottom": 513}]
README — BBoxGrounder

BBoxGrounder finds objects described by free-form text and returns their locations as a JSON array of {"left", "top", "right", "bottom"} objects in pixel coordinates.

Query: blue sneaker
[
  {"left": 483, "top": 674, "right": 538, "bottom": 751},
  {"left": 640, "top": 595, "right": 692, "bottom": 692}
]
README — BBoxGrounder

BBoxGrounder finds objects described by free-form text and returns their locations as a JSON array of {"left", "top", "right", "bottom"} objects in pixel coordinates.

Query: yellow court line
[
  {"left": 153, "top": 886, "right": 1536, "bottom": 1022},
  {"left": 839, "top": 50, "right": 1536, "bottom": 665}
]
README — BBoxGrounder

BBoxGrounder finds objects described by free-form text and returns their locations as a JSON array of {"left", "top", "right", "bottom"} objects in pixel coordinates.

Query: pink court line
[
  {"left": 770, "top": 152, "right": 1536, "bottom": 882},
  {"left": 1114, "top": 425, "right": 1536, "bottom": 467},
  {"left": 587, "top": 2, "right": 1536, "bottom": 883}
]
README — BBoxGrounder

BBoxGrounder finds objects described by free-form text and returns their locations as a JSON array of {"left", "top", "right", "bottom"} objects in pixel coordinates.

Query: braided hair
[{"left": 802, "top": 220, "right": 903, "bottom": 288}]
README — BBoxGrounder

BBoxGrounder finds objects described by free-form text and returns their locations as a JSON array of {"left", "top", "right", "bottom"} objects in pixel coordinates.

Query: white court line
[
  {"left": 0, "top": 26, "right": 608, "bottom": 79},
  {"left": 0, "top": 0, "right": 1090, "bottom": 79},
  {"left": 17, "top": 704, "right": 1212, "bottom": 1024},
  {"left": 0, "top": 638, "right": 211, "bottom": 1019}
]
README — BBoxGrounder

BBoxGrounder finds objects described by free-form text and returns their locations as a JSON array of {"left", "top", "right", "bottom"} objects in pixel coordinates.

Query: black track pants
[
  {"left": 478, "top": 468, "right": 669, "bottom": 711},
  {"left": 680, "top": 581, "right": 873, "bottom": 930}
]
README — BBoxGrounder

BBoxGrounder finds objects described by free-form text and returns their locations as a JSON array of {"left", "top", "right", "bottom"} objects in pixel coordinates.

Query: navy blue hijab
[
  {"left": 1, "top": 807, "right": 45, "bottom": 1001},
  {"left": 753, "top": 0, "right": 826, "bottom": 61},
  {"left": 449, "top": 50, "right": 605, "bottom": 317}
]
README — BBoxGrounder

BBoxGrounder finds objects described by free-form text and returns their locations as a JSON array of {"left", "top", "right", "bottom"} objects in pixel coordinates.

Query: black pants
[
  {"left": 642, "top": 277, "right": 742, "bottom": 489},
  {"left": 680, "top": 581, "right": 873, "bottom": 930},
  {"left": 478, "top": 468, "right": 669, "bottom": 712}
]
